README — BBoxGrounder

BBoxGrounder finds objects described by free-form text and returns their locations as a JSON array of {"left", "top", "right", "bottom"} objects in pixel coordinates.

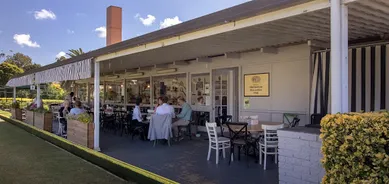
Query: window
[
  {"left": 153, "top": 74, "right": 187, "bottom": 106},
  {"left": 191, "top": 73, "right": 210, "bottom": 105},
  {"left": 126, "top": 78, "right": 151, "bottom": 105}
]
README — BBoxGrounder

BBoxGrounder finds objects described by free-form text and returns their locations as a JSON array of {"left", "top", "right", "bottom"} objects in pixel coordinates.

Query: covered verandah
[{"left": 5, "top": 0, "right": 389, "bottom": 183}]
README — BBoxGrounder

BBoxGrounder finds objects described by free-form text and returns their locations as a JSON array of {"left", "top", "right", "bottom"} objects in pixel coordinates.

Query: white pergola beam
[
  {"left": 341, "top": 3, "right": 349, "bottom": 113},
  {"left": 308, "top": 40, "right": 330, "bottom": 49},
  {"left": 196, "top": 57, "right": 212, "bottom": 63},
  {"left": 154, "top": 64, "right": 170, "bottom": 69},
  {"left": 260, "top": 47, "right": 278, "bottom": 54},
  {"left": 173, "top": 61, "right": 190, "bottom": 66},
  {"left": 36, "top": 85, "right": 41, "bottom": 108},
  {"left": 224, "top": 52, "right": 241, "bottom": 59}
]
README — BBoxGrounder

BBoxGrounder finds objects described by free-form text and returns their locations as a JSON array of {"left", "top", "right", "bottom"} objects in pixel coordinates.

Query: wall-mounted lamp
[{"left": 156, "top": 68, "right": 177, "bottom": 74}]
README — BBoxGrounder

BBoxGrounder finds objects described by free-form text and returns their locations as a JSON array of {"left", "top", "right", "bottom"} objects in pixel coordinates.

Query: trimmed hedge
[
  {"left": 320, "top": 112, "right": 389, "bottom": 184},
  {"left": 0, "top": 98, "right": 63, "bottom": 110},
  {"left": 0, "top": 115, "right": 178, "bottom": 184}
]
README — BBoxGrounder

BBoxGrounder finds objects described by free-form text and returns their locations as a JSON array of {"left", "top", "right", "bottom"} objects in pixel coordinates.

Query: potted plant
[
  {"left": 67, "top": 113, "right": 94, "bottom": 149},
  {"left": 11, "top": 101, "right": 22, "bottom": 121},
  {"left": 33, "top": 107, "right": 53, "bottom": 132},
  {"left": 25, "top": 106, "right": 35, "bottom": 126}
]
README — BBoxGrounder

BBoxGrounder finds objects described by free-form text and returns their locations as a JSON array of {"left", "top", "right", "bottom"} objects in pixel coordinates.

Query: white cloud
[
  {"left": 94, "top": 26, "right": 106, "bottom": 38},
  {"left": 160, "top": 16, "right": 182, "bottom": 29},
  {"left": 56, "top": 51, "right": 66, "bottom": 58},
  {"left": 34, "top": 9, "right": 56, "bottom": 20},
  {"left": 67, "top": 29, "right": 75, "bottom": 34},
  {"left": 136, "top": 14, "right": 156, "bottom": 26},
  {"left": 13, "top": 34, "right": 40, "bottom": 48}
]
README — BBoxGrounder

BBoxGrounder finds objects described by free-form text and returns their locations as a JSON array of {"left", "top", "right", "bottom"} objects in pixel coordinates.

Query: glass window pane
[
  {"left": 153, "top": 74, "right": 186, "bottom": 106},
  {"left": 126, "top": 78, "right": 151, "bottom": 105}
]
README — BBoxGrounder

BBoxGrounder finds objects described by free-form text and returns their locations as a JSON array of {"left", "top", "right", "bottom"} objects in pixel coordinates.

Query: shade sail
[
  {"left": 35, "top": 58, "right": 92, "bottom": 84},
  {"left": 6, "top": 74, "right": 35, "bottom": 87}
]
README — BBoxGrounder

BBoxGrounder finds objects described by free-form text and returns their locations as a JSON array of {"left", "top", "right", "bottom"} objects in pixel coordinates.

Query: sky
[{"left": 0, "top": 0, "right": 250, "bottom": 66}]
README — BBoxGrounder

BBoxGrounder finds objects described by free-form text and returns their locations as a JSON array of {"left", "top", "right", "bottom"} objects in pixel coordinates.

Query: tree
[
  {"left": 56, "top": 56, "right": 67, "bottom": 62},
  {"left": 67, "top": 48, "right": 84, "bottom": 57},
  {"left": 3, "top": 52, "right": 40, "bottom": 72},
  {"left": 23, "top": 63, "right": 41, "bottom": 72},
  {"left": 0, "top": 62, "right": 24, "bottom": 86},
  {"left": 42, "top": 83, "right": 65, "bottom": 100}
]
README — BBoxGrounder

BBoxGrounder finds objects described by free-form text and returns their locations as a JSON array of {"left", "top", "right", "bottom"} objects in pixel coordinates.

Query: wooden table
[{"left": 225, "top": 121, "right": 284, "bottom": 133}]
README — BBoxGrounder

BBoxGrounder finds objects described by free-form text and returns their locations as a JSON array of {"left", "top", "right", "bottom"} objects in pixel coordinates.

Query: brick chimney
[{"left": 106, "top": 6, "right": 122, "bottom": 46}]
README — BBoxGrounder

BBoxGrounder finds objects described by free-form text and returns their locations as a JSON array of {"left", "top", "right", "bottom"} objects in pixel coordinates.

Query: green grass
[{"left": 0, "top": 122, "right": 132, "bottom": 184}]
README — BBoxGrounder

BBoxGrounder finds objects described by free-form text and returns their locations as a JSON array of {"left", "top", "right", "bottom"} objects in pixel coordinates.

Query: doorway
[{"left": 212, "top": 67, "right": 239, "bottom": 123}]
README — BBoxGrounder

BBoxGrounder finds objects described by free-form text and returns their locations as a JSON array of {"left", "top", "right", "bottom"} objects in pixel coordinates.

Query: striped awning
[
  {"left": 35, "top": 58, "right": 92, "bottom": 84},
  {"left": 6, "top": 74, "right": 35, "bottom": 87}
]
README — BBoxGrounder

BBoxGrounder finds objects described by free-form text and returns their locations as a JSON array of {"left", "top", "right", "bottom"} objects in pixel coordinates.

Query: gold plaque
[{"left": 244, "top": 73, "right": 270, "bottom": 97}]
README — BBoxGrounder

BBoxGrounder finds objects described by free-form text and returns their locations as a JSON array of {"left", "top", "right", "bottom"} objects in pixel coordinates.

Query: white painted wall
[{"left": 81, "top": 44, "right": 311, "bottom": 125}]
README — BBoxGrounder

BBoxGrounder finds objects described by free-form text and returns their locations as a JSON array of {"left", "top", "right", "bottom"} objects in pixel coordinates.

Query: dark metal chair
[{"left": 225, "top": 122, "right": 253, "bottom": 166}]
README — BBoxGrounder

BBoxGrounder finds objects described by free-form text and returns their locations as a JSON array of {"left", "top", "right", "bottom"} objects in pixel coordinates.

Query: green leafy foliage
[
  {"left": 321, "top": 111, "right": 389, "bottom": 184},
  {"left": 67, "top": 113, "right": 93, "bottom": 124},
  {"left": 32, "top": 107, "right": 50, "bottom": 113},
  {"left": 0, "top": 62, "right": 24, "bottom": 86},
  {"left": 3, "top": 52, "right": 41, "bottom": 72},
  {"left": 11, "top": 101, "right": 20, "bottom": 109}
]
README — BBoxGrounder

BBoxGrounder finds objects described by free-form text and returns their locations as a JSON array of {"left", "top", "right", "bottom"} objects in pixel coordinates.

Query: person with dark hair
[
  {"left": 155, "top": 96, "right": 174, "bottom": 117},
  {"left": 70, "top": 101, "right": 85, "bottom": 115},
  {"left": 132, "top": 98, "right": 143, "bottom": 123}
]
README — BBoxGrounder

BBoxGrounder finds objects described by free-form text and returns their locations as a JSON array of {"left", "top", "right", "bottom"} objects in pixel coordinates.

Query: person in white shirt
[
  {"left": 155, "top": 96, "right": 175, "bottom": 118},
  {"left": 132, "top": 98, "right": 143, "bottom": 123}
]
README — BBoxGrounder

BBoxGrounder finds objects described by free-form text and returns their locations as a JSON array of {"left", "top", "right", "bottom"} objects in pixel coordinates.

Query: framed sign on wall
[{"left": 244, "top": 73, "right": 270, "bottom": 97}]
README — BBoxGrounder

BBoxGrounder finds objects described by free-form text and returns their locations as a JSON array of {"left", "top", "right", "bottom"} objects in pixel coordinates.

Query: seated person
[
  {"left": 70, "top": 101, "right": 85, "bottom": 115},
  {"left": 58, "top": 100, "right": 71, "bottom": 134},
  {"left": 172, "top": 97, "right": 192, "bottom": 139},
  {"left": 155, "top": 96, "right": 175, "bottom": 117},
  {"left": 132, "top": 98, "right": 144, "bottom": 125}
]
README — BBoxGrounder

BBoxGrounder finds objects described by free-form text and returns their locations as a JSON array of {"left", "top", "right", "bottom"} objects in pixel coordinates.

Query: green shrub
[
  {"left": 32, "top": 107, "right": 50, "bottom": 113},
  {"left": 11, "top": 101, "right": 20, "bottom": 109},
  {"left": 320, "top": 112, "right": 389, "bottom": 184},
  {"left": 67, "top": 113, "right": 93, "bottom": 124}
]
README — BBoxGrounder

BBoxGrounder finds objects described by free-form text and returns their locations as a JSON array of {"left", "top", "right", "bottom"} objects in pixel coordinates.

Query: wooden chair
[{"left": 259, "top": 124, "right": 284, "bottom": 170}]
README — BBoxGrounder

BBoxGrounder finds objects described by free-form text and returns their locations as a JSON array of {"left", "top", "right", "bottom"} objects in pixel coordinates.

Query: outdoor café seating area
[{"left": 48, "top": 103, "right": 300, "bottom": 183}]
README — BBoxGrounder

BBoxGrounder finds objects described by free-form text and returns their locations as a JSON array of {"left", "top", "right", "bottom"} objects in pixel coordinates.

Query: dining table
[{"left": 225, "top": 121, "right": 285, "bottom": 133}]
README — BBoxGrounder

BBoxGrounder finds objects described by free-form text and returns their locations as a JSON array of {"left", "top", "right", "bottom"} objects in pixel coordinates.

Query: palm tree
[{"left": 67, "top": 48, "right": 84, "bottom": 58}]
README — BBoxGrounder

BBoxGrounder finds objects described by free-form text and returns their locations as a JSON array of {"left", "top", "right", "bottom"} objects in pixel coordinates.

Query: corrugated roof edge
[{"left": 12, "top": 0, "right": 311, "bottom": 79}]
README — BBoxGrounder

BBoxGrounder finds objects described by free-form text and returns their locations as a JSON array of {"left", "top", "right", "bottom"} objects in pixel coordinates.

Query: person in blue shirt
[
  {"left": 70, "top": 101, "right": 85, "bottom": 115},
  {"left": 172, "top": 97, "right": 192, "bottom": 140}
]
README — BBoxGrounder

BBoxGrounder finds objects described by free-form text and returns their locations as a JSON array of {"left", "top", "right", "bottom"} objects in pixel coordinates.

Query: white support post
[
  {"left": 93, "top": 62, "right": 101, "bottom": 151},
  {"left": 36, "top": 84, "right": 42, "bottom": 108},
  {"left": 123, "top": 79, "right": 127, "bottom": 105},
  {"left": 13, "top": 87, "right": 16, "bottom": 102},
  {"left": 330, "top": 0, "right": 342, "bottom": 114},
  {"left": 341, "top": 4, "right": 349, "bottom": 113},
  {"left": 86, "top": 82, "right": 90, "bottom": 105}
]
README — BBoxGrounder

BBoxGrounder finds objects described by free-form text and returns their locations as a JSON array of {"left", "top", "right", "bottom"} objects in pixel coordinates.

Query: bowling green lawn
[{"left": 0, "top": 111, "right": 132, "bottom": 184}]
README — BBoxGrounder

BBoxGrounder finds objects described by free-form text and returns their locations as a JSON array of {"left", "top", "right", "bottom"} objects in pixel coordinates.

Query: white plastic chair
[
  {"left": 206, "top": 122, "right": 230, "bottom": 164},
  {"left": 259, "top": 124, "right": 284, "bottom": 170}
]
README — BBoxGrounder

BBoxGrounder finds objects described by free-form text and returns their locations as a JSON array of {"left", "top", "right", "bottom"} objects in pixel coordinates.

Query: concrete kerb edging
[{"left": 0, "top": 115, "right": 178, "bottom": 184}]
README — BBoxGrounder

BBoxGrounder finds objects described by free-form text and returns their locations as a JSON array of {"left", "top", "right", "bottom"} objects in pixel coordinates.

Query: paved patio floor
[{"left": 100, "top": 131, "right": 279, "bottom": 184}]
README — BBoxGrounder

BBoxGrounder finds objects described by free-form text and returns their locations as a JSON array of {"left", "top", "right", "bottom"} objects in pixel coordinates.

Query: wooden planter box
[
  {"left": 68, "top": 120, "right": 94, "bottom": 149},
  {"left": 25, "top": 110, "right": 34, "bottom": 126},
  {"left": 34, "top": 112, "right": 53, "bottom": 132},
  {"left": 11, "top": 108, "right": 22, "bottom": 121}
]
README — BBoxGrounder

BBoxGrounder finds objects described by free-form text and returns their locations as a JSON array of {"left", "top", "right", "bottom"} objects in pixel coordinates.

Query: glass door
[{"left": 212, "top": 68, "right": 238, "bottom": 123}]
